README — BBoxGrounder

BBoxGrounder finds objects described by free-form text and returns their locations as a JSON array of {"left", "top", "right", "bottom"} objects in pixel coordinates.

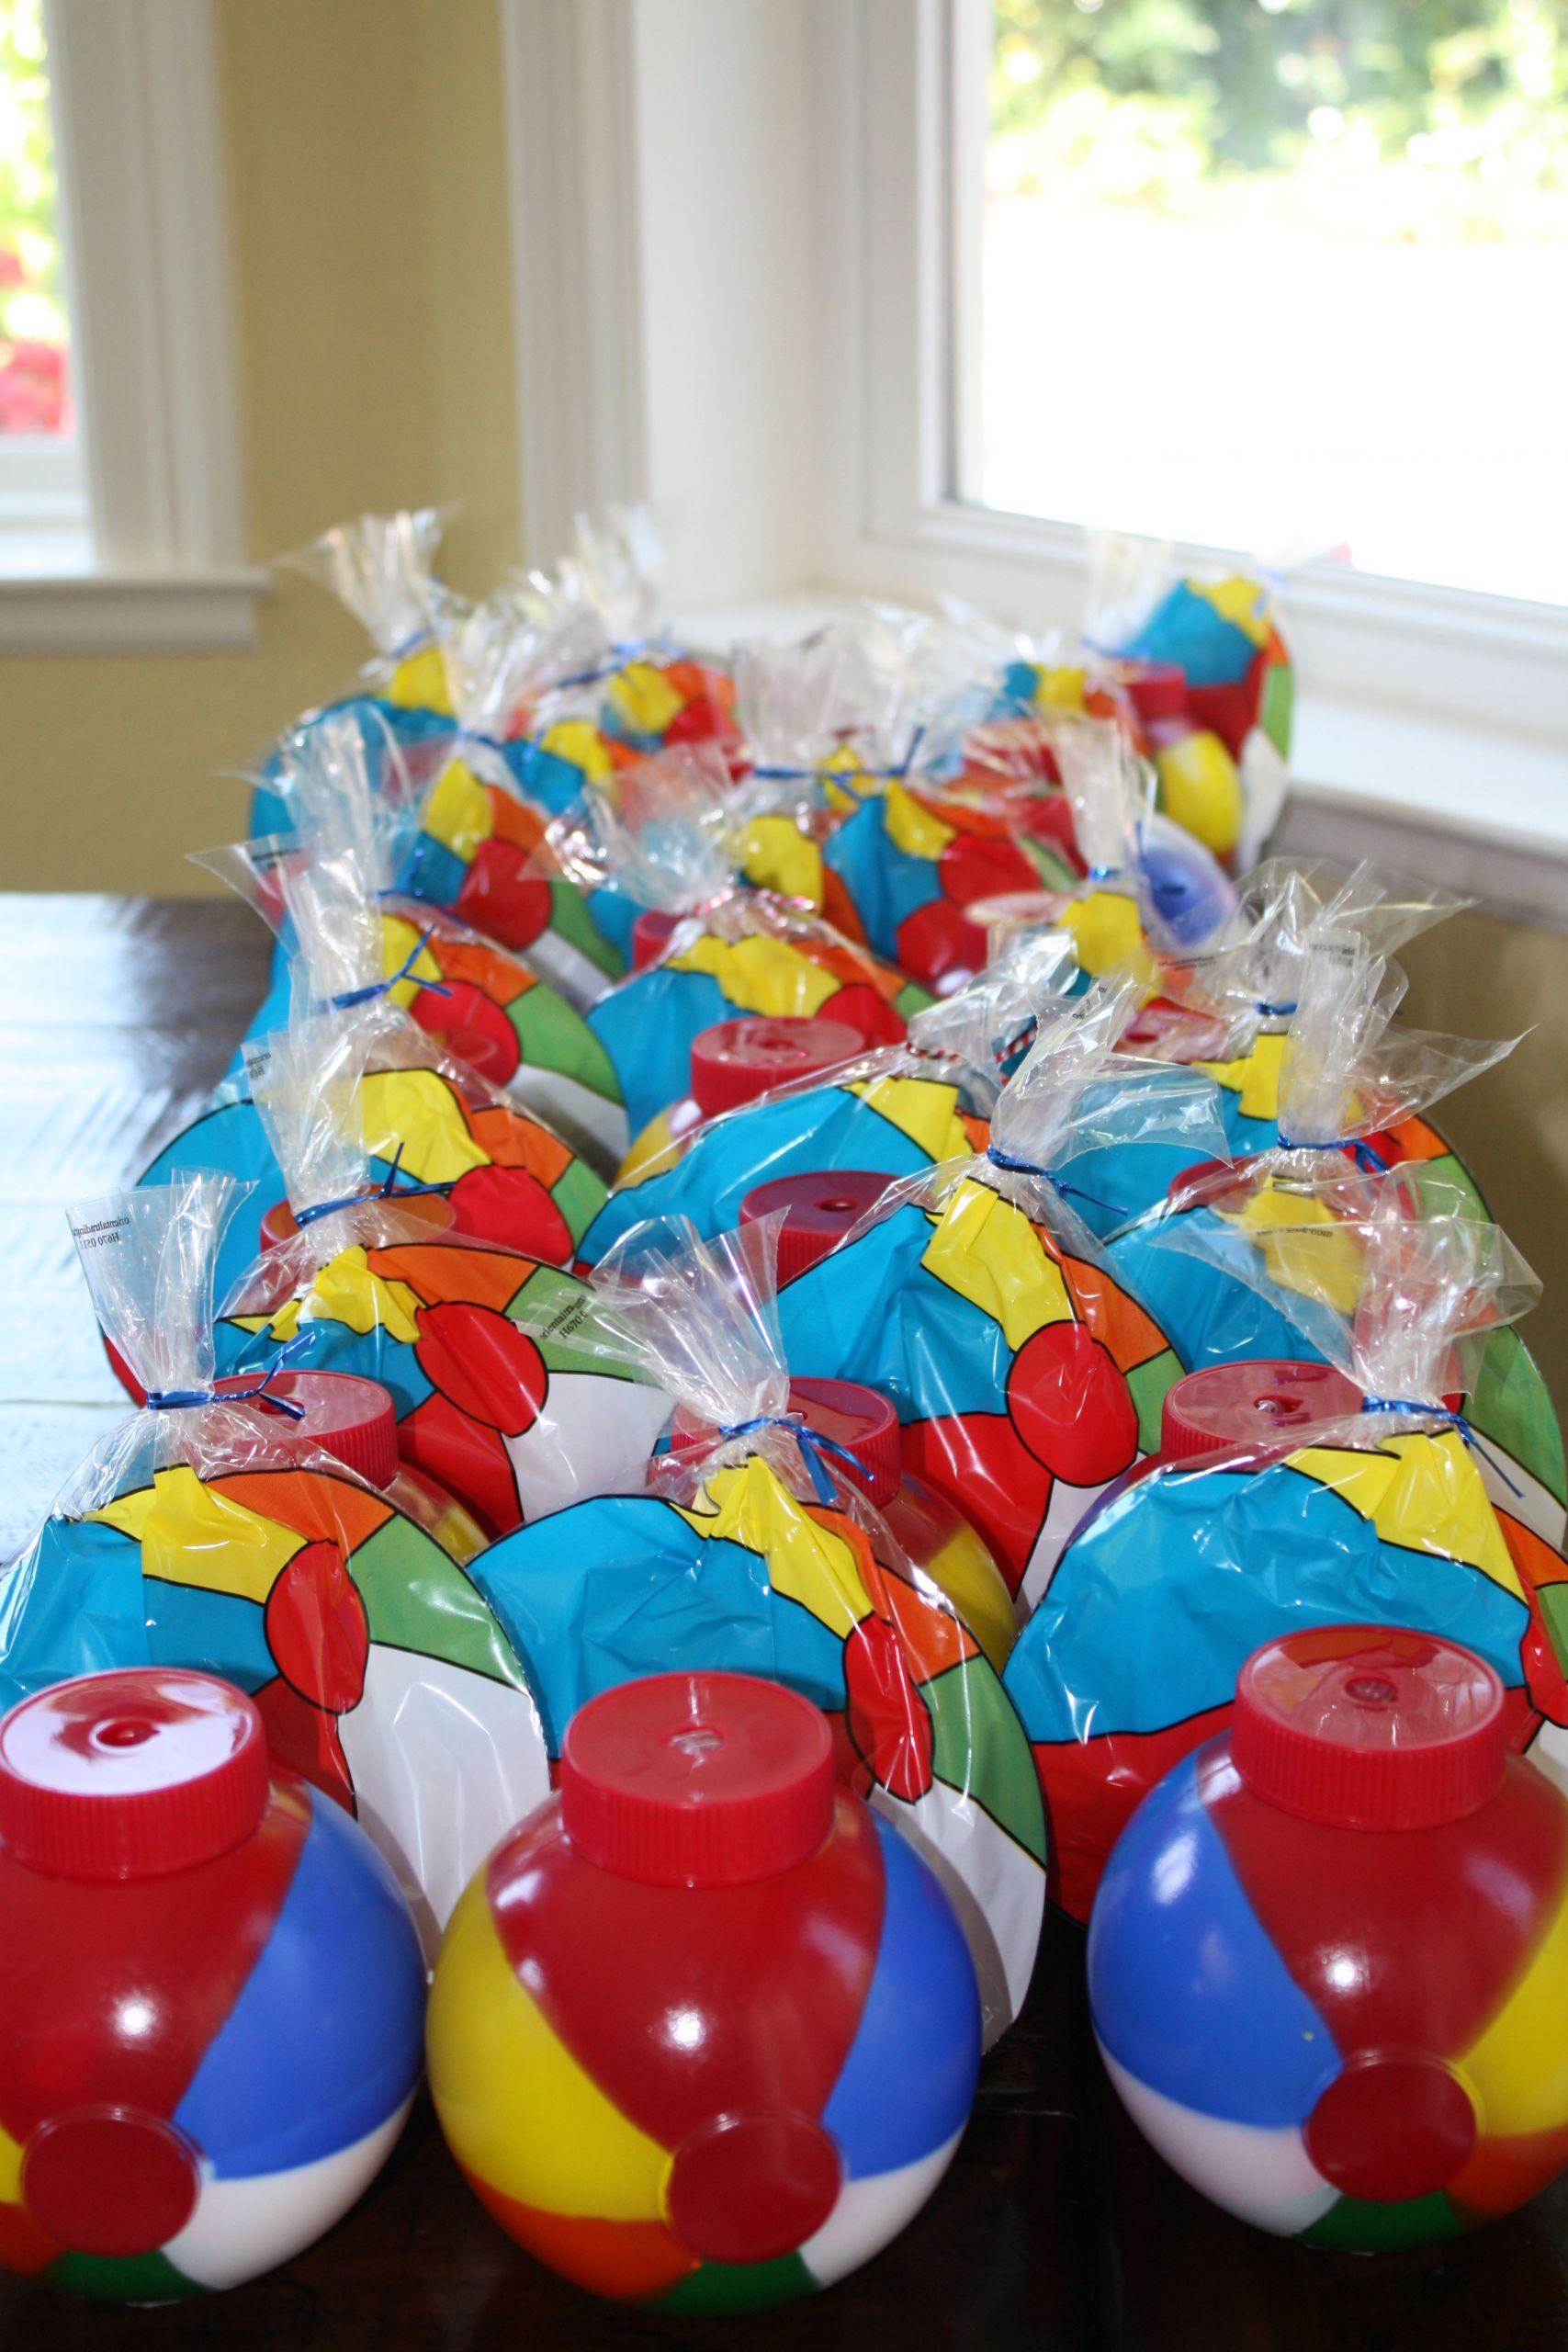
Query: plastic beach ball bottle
[
  {"left": 0, "top": 1668, "right": 425, "bottom": 2300},
  {"left": 617, "top": 1012, "right": 863, "bottom": 1182},
  {"left": 427, "top": 1669, "right": 981, "bottom": 2312},
  {"left": 1089, "top": 1624, "right": 1568, "bottom": 2249}
]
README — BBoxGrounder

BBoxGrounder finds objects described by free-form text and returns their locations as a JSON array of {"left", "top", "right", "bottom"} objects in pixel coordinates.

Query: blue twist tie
[
  {"left": 1257, "top": 1000, "right": 1297, "bottom": 1019},
  {"left": 1275, "top": 1133, "right": 1390, "bottom": 1176},
  {"left": 716, "top": 1414, "right": 871, "bottom": 1508},
  {"left": 553, "top": 634, "right": 678, "bottom": 692},
  {"left": 294, "top": 1139, "right": 455, "bottom": 1229},
  {"left": 1360, "top": 1395, "right": 1522, "bottom": 1496},
  {"left": 750, "top": 723, "right": 928, "bottom": 796},
  {"left": 145, "top": 1331, "right": 311, "bottom": 1422},
  {"left": 387, "top": 625, "right": 433, "bottom": 661},
  {"left": 985, "top": 1140, "right": 1047, "bottom": 1177},
  {"left": 984, "top": 1142, "right": 1122, "bottom": 1224},
  {"left": 331, "top": 925, "right": 453, "bottom": 1011}
]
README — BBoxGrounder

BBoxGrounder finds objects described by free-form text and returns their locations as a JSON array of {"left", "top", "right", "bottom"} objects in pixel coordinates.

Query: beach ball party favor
[
  {"left": 0, "top": 1669, "right": 424, "bottom": 2300},
  {"left": 1090, "top": 1627, "right": 1568, "bottom": 2248},
  {"left": 428, "top": 1671, "right": 980, "bottom": 2312},
  {"left": 471, "top": 1448, "right": 1046, "bottom": 2044},
  {"left": 1005, "top": 1372, "right": 1568, "bottom": 1925},
  {"left": 0, "top": 1462, "right": 553, "bottom": 1939}
]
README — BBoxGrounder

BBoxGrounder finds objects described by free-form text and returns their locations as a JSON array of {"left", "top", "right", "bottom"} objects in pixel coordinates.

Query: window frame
[
  {"left": 813, "top": 0, "right": 1568, "bottom": 744},
  {"left": 0, "top": 0, "right": 264, "bottom": 650}
]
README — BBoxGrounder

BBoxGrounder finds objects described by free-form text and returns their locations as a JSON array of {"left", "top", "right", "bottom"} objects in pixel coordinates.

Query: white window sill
[
  {"left": 676, "top": 590, "right": 1568, "bottom": 933},
  {"left": 1279, "top": 699, "right": 1568, "bottom": 932},
  {"left": 0, "top": 566, "right": 270, "bottom": 655}
]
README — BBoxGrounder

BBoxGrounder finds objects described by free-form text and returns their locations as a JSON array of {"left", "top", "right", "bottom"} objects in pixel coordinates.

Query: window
[
  {"left": 0, "top": 0, "right": 259, "bottom": 650},
  {"left": 502, "top": 0, "right": 1568, "bottom": 757},
  {"left": 955, "top": 0, "right": 1568, "bottom": 608},
  {"left": 0, "top": 0, "right": 87, "bottom": 570}
]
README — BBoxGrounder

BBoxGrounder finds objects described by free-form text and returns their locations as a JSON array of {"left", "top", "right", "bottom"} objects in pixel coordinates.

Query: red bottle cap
[
  {"left": 214, "top": 1370, "right": 400, "bottom": 1489},
  {"left": 1231, "top": 1626, "right": 1508, "bottom": 1831},
  {"left": 1160, "top": 1360, "right": 1364, "bottom": 1463},
  {"left": 739, "top": 1168, "right": 890, "bottom": 1283},
  {"left": 560, "top": 1670, "right": 835, "bottom": 1887},
  {"left": 0, "top": 1669, "right": 272, "bottom": 1880},
  {"left": 665, "top": 1377, "right": 899, "bottom": 1510},
  {"left": 688, "top": 1016, "right": 863, "bottom": 1122},
  {"left": 1121, "top": 661, "right": 1188, "bottom": 723},
  {"left": 787, "top": 1377, "right": 901, "bottom": 1509},
  {"left": 259, "top": 1198, "right": 299, "bottom": 1251},
  {"left": 259, "top": 1193, "right": 454, "bottom": 1250},
  {"left": 632, "top": 908, "right": 684, "bottom": 971}
]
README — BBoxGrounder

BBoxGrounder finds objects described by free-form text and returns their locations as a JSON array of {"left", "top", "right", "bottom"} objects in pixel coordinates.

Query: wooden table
[{"left": 4, "top": 893, "right": 1568, "bottom": 2349}]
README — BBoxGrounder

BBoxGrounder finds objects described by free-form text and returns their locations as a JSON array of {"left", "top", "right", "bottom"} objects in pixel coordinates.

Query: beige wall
[
  {"left": 1400, "top": 913, "right": 1568, "bottom": 1419},
  {"left": 5, "top": 0, "right": 521, "bottom": 894}
]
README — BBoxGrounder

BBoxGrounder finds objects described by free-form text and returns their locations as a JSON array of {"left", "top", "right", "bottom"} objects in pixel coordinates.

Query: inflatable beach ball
[
  {"left": 0, "top": 1670, "right": 424, "bottom": 2300},
  {"left": 428, "top": 1671, "right": 980, "bottom": 2311},
  {"left": 1089, "top": 1626, "right": 1568, "bottom": 2249}
]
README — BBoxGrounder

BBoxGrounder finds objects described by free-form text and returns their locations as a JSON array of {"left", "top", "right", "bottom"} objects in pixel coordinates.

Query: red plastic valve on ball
[{"left": 631, "top": 907, "right": 684, "bottom": 972}]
